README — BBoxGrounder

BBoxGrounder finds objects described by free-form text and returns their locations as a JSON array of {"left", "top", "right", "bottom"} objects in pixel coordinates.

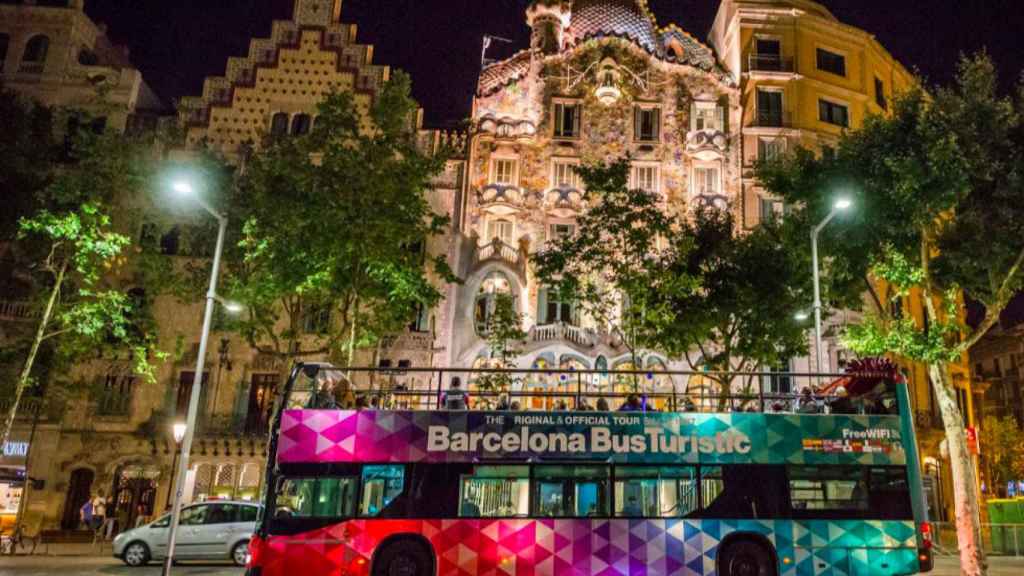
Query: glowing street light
[{"left": 811, "top": 197, "right": 854, "bottom": 376}]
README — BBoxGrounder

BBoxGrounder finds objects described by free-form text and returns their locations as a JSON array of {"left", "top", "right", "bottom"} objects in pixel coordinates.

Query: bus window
[
  {"left": 789, "top": 466, "right": 869, "bottom": 513},
  {"left": 360, "top": 465, "right": 405, "bottom": 517},
  {"left": 699, "top": 465, "right": 787, "bottom": 519},
  {"left": 614, "top": 466, "right": 697, "bottom": 518},
  {"left": 458, "top": 465, "right": 529, "bottom": 518},
  {"left": 869, "top": 467, "right": 913, "bottom": 519},
  {"left": 275, "top": 477, "right": 357, "bottom": 518},
  {"left": 533, "top": 465, "right": 609, "bottom": 517}
]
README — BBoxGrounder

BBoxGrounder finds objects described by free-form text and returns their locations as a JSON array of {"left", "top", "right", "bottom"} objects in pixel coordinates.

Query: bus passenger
[
  {"left": 443, "top": 378, "right": 470, "bottom": 410},
  {"left": 461, "top": 497, "right": 481, "bottom": 517},
  {"left": 619, "top": 394, "right": 642, "bottom": 412},
  {"left": 829, "top": 387, "right": 856, "bottom": 415},
  {"left": 797, "top": 387, "right": 820, "bottom": 414},
  {"left": 596, "top": 397, "right": 610, "bottom": 411}
]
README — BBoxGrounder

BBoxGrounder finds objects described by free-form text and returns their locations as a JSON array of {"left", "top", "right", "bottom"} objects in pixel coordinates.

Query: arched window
[
  {"left": 291, "top": 113, "right": 311, "bottom": 135},
  {"left": 270, "top": 112, "right": 289, "bottom": 136},
  {"left": 474, "top": 271, "right": 513, "bottom": 335},
  {"left": 21, "top": 35, "right": 50, "bottom": 73}
]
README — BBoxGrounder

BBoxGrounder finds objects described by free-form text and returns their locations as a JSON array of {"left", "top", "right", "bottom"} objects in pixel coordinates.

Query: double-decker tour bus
[{"left": 246, "top": 363, "right": 933, "bottom": 576}]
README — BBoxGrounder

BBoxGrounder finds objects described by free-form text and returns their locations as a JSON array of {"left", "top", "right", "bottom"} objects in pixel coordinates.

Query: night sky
[{"left": 84, "top": 0, "right": 1024, "bottom": 127}]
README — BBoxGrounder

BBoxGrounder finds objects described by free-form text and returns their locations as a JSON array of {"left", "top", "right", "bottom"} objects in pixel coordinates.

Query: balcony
[
  {"left": 686, "top": 128, "right": 729, "bottom": 160},
  {"left": 477, "top": 185, "right": 538, "bottom": 214},
  {"left": 751, "top": 111, "right": 794, "bottom": 129},
  {"left": 0, "top": 300, "right": 37, "bottom": 322},
  {"left": 748, "top": 54, "right": 795, "bottom": 74},
  {"left": 530, "top": 323, "right": 594, "bottom": 348},
  {"left": 544, "top": 187, "right": 585, "bottom": 214}
]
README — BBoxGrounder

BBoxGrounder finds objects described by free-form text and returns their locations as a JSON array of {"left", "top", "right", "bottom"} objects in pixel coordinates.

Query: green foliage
[
  {"left": 758, "top": 52, "right": 1024, "bottom": 363},
  {"left": 228, "top": 71, "right": 454, "bottom": 363},
  {"left": 980, "top": 415, "right": 1024, "bottom": 496},
  {"left": 535, "top": 158, "right": 809, "bottom": 389}
]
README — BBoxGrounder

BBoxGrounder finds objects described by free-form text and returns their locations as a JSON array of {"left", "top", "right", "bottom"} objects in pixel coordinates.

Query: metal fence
[
  {"left": 932, "top": 522, "right": 1024, "bottom": 557},
  {"left": 293, "top": 366, "right": 896, "bottom": 416}
]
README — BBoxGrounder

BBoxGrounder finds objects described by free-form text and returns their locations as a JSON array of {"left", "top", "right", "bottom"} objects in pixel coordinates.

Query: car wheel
[
  {"left": 122, "top": 541, "right": 151, "bottom": 567},
  {"left": 232, "top": 540, "right": 251, "bottom": 567},
  {"left": 372, "top": 539, "right": 433, "bottom": 576},
  {"left": 718, "top": 539, "right": 774, "bottom": 576}
]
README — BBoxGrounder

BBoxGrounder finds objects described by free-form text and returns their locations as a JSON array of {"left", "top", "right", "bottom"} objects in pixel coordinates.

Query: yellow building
[{"left": 711, "top": 0, "right": 975, "bottom": 523}]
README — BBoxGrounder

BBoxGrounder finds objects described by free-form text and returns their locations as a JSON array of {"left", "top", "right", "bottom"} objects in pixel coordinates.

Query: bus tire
[
  {"left": 372, "top": 538, "right": 434, "bottom": 576},
  {"left": 717, "top": 538, "right": 775, "bottom": 576}
]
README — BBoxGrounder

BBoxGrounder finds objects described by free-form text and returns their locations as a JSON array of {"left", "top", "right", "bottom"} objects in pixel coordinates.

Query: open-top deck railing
[{"left": 284, "top": 366, "right": 900, "bottom": 416}]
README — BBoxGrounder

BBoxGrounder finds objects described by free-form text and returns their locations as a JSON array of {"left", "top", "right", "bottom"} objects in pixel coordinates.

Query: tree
[
  {"left": 228, "top": 71, "right": 454, "bottom": 371},
  {"left": 475, "top": 292, "right": 527, "bottom": 397},
  {"left": 758, "top": 53, "right": 1024, "bottom": 576},
  {"left": 533, "top": 158, "right": 692, "bottom": 389},
  {"left": 658, "top": 205, "right": 810, "bottom": 403},
  {"left": 1, "top": 118, "right": 164, "bottom": 446},
  {"left": 534, "top": 158, "right": 809, "bottom": 398},
  {"left": 980, "top": 415, "right": 1024, "bottom": 498}
]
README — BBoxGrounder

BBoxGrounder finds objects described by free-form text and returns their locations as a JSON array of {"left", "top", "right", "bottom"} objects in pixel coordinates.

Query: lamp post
[
  {"left": 811, "top": 197, "right": 852, "bottom": 377},
  {"left": 162, "top": 180, "right": 237, "bottom": 576},
  {"left": 165, "top": 422, "right": 186, "bottom": 508}
]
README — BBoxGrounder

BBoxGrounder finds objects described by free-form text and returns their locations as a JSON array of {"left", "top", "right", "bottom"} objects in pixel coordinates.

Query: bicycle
[{"left": 1, "top": 525, "right": 38, "bottom": 556}]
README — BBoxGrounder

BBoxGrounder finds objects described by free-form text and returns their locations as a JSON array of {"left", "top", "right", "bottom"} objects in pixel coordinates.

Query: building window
[
  {"left": 270, "top": 112, "right": 289, "bottom": 136},
  {"left": 486, "top": 218, "right": 513, "bottom": 243},
  {"left": 816, "top": 48, "right": 846, "bottom": 77},
  {"left": 819, "top": 99, "right": 849, "bottom": 127},
  {"left": 291, "top": 113, "right": 311, "bottom": 135},
  {"left": 875, "top": 77, "right": 887, "bottom": 110},
  {"left": 409, "top": 302, "right": 430, "bottom": 333},
  {"left": 491, "top": 158, "right": 518, "bottom": 186},
  {"left": 20, "top": 35, "right": 49, "bottom": 73},
  {"left": 302, "top": 304, "right": 330, "bottom": 334},
  {"left": 692, "top": 165, "right": 720, "bottom": 196},
  {"left": 758, "top": 137, "right": 786, "bottom": 162},
  {"left": 551, "top": 161, "right": 580, "bottom": 189},
  {"left": 553, "top": 102, "right": 581, "bottom": 139},
  {"left": 474, "top": 271, "right": 514, "bottom": 335},
  {"left": 0, "top": 34, "right": 9, "bottom": 72},
  {"left": 759, "top": 197, "right": 785, "bottom": 222},
  {"left": 97, "top": 373, "right": 135, "bottom": 416},
  {"left": 691, "top": 101, "right": 724, "bottom": 132},
  {"left": 752, "top": 37, "right": 782, "bottom": 70},
  {"left": 548, "top": 223, "right": 575, "bottom": 241},
  {"left": 630, "top": 165, "right": 659, "bottom": 194},
  {"left": 756, "top": 89, "right": 784, "bottom": 127},
  {"left": 634, "top": 106, "right": 661, "bottom": 142},
  {"left": 538, "top": 287, "right": 576, "bottom": 325}
]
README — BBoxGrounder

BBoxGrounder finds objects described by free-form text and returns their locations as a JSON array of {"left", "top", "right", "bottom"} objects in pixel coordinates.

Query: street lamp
[
  {"left": 166, "top": 422, "right": 186, "bottom": 508},
  {"left": 794, "top": 311, "right": 810, "bottom": 322},
  {"left": 811, "top": 197, "right": 852, "bottom": 377},
  {"left": 163, "top": 178, "right": 229, "bottom": 576}
]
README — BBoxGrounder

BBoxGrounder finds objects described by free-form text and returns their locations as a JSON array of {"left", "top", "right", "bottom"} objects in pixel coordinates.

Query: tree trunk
[
  {"left": 346, "top": 300, "right": 359, "bottom": 375},
  {"left": 1, "top": 261, "right": 66, "bottom": 447},
  {"left": 930, "top": 362, "right": 987, "bottom": 576}
]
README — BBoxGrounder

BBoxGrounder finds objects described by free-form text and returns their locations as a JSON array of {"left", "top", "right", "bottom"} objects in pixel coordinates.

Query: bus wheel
[
  {"left": 373, "top": 539, "right": 433, "bottom": 576},
  {"left": 718, "top": 540, "right": 774, "bottom": 576}
]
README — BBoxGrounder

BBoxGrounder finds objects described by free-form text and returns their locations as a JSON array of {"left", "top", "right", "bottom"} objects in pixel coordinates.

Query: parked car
[{"left": 112, "top": 500, "right": 260, "bottom": 567}]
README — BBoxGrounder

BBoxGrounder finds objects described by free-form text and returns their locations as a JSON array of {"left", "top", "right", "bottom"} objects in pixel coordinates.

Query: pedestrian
[
  {"left": 443, "top": 377, "right": 470, "bottom": 410},
  {"left": 91, "top": 491, "right": 107, "bottom": 533},
  {"left": 596, "top": 397, "right": 610, "bottom": 411},
  {"left": 79, "top": 497, "right": 94, "bottom": 531}
]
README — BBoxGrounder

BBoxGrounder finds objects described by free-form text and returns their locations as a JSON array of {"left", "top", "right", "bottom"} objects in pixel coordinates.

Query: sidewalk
[{"left": 7, "top": 541, "right": 114, "bottom": 557}]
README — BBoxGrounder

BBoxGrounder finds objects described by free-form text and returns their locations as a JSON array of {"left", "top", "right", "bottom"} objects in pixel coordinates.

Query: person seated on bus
[
  {"left": 461, "top": 497, "right": 481, "bottom": 518},
  {"left": 496, "top": 395, "right": 511, "bottom": 410},
  {"left": 797, "top": 387, "right": 821, "bottom": 414},
  {"left": 510, "top": 401, "right": 521, "bottom": 411},
  {"left": 354, "top": 395, "right": 369, "bottom": 411},
  {"left": 829, "top": 386, "right": 856, "bottom": 414},
  {"left": 621, "top": 495, "right": 643, "bottom": 517},
  {"left": 576, "top": 399, "right": 592, "bottom": 411},
  {"left": 443, "top": 378, "right": 470, "bottom": 410},
  {"left": 618, "top": 394, "right": 642, "bottom": 412},
  {"left": 555, "top": 400, "right": 568, "bottom": 411},
  {"left": 307, "top": 375, "right": 341, "bottom": 409},
  {"left": 596, "top": 397, "right": 610, "bottom": 411}
]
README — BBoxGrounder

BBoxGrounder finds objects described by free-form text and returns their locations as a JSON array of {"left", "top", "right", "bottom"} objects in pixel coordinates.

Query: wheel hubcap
[
  {"left": 235, "top": 545, "right": 250, "bottom": 565},
  {"left": 389, "top": 554, "right": 419, "bottom": 576},
  {"left": 126, "top": 545, "right": 144, "bottom": 564},
  {"left": 732, "top": 555, "right": 759, "bottom": 576}
]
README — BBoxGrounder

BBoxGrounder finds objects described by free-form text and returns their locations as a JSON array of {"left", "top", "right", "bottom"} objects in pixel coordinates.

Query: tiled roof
[
  {"left": 567, "top": 0, "right": 658, "bottom": 54},
  {"left": 478, "top": 50, "right": 533, "bottom": 96},
  {"left": 659, "top": 26, "right": 718, "bottom": 72}
]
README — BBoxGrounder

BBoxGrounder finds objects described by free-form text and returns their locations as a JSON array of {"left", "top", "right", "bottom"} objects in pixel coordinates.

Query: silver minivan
[{"left": 112, "top": 500, "right": 260, "bottom": 567}]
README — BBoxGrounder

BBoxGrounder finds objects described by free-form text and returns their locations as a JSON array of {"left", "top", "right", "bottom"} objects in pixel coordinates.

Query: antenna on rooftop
[{"left": 482, "top": 34, "right": 514, "bottom": 68}]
